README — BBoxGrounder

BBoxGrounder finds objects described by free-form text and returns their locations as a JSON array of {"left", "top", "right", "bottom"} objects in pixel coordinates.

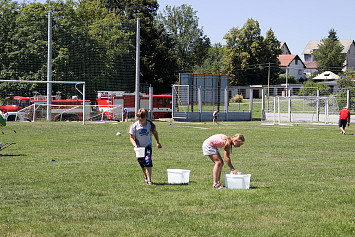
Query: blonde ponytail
[{"left": 223, "top": 134, "right": 245, "bottom": 152}]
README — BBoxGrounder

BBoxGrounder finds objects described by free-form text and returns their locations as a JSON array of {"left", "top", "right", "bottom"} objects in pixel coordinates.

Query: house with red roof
[
  {"left": 303, "top": 61, "right": 318, "bottom": 76},
  {"left": 277, "top": 54, "right": 305, "bottom": 81}
]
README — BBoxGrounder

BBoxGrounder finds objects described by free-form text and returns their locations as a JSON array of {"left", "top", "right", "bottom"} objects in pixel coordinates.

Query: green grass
[
  {"left": 177, "top": 99, "right": 263, "bottom": 120},
  {"left": 0, "top": 121, "right": 354, "bottom": 236}
]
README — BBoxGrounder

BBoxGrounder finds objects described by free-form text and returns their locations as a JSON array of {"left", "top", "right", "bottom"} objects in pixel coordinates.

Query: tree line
[{"left": 1, "top": 0, "right": 353, "bottom": 101}]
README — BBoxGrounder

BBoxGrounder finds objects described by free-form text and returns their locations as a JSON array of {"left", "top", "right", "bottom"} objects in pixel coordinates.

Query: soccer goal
[
  {"left": 263, "top": 96, "right": 334, "bottom": 125},
  {"left": 0, "top": 79, "right": 87, "bottom": 124}
]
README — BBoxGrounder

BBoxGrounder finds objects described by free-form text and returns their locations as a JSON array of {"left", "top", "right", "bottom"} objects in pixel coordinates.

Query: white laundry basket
[
  {"left": 167, "top": 169, "right": 191, "bottom": 184},
  {"left": 224, "top": 173, "right": 251, "bottom": 189},
  {"left": 134, "top": 147, "right": 145, "bottom": 158}
]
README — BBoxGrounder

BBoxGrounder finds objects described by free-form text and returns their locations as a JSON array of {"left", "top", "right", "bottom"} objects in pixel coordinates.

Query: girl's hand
[
  {"left": 232, "top": 169, "right": 238, "bottom": 175},
  {"left": 156, "top": 142, "right": 162, "bottom": 148}
]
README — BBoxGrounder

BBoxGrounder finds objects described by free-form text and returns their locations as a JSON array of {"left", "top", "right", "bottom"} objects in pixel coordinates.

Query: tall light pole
[
  {"left": 47, "top": 10, "right": 52, "bottom": 121},
  {"left": 135, "top": 18, "right": 140, "bottom": 118}
]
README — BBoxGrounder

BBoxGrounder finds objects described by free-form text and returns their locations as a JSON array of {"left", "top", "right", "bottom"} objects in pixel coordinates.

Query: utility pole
[{"left": 285, "top": 67, "right": 289, "bottom": 97}]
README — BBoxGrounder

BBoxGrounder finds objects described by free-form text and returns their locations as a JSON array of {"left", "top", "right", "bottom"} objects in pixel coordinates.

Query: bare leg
[
  {"left": 141, "top": 167, "right": 153, "bottom": 184},
  {"left": 216, "top": 164, "right": 223, "bottom": 184},
  {"left": 340, "top": 126, "right": 346, "bottom": 134},
  {"left": 145, "top": 167, "right": 152, "bottom": 182},
  {"left": 209, "top": 154, "right": 224, "bottom": 186},
  {"left": 141, "top": 168, "right": 147, "bottom": 181}
]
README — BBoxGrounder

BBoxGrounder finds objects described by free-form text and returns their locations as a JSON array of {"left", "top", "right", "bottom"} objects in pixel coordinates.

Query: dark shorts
[
  {"left": 137, "top": 146, "right": 153, "bottom": 168},
  {"left": 338, "top": 119, "right": 347, "bottom": 128}
]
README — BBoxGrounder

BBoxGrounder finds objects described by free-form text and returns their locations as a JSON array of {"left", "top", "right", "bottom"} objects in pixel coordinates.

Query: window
[
  {"left": 20, "top": 100, "right": 29, "bottom": 108},
  {"left": 305, "top": 55, "right": 312, "bottom": 61},
  {"left": 165, "top": 98, "right": 171, "bottom": 105},
  {"left": 156, "top": 98, "right": 163, "bottom": 105},
  {"left": 3, "top": 99, "right": 19, "bottom": 106}
]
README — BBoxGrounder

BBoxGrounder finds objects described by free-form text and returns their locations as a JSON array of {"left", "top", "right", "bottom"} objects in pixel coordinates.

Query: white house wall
[
  {"left": 345, "top": 43, "right": 355, "bottom": 70},
  {"left": 288, "top": 60, "right": 305, "bottom": 80}
]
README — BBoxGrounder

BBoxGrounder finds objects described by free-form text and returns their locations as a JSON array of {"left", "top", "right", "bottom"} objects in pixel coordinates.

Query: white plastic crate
[
  {"left": 134, "top": 147, "right": 145, "bottom": 158},
  {"left": 224, "top": 173, "right": 251, "bottom": 189},
  {"left": 167, "top": 169, "right": 191, "bottom": 184}
]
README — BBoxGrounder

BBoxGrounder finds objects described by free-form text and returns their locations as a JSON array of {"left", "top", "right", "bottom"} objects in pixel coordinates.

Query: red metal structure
[{"left": 96, "top": 91, "right": 172, "bottom": 120}]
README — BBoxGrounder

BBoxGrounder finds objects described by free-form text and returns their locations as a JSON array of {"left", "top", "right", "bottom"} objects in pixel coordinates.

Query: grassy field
[
  {"left": 0, "top": 121, "right": 354, "bottom": 236},
  {"left": 178, "top": 98, "right": 263, "bottom": 120}
]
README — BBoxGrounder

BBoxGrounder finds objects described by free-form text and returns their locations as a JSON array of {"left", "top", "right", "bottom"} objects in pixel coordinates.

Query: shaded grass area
[{"left": 0, "top": 121, "right": 354, "bottom": 236}]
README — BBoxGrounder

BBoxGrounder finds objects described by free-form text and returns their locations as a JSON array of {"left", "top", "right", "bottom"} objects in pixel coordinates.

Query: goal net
[{"left": 264, "top": 96, "right": 335, "bottom": 125}]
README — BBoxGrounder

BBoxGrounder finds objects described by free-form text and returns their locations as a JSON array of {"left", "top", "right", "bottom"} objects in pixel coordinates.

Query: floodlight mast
[
  {"left": 47, "top": 10, "right": 53, "bottom": 121},
  {"left": 135, "top": 18, "right": 140, "bottom": 118}
]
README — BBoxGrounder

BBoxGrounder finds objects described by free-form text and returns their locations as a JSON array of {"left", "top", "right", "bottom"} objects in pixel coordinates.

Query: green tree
[
  {"left": 194, "top": 43, "right": 223, "bottom": 74},
  {"left": 275, "top": 74, "right": 297, "bottom": 84},
  {"left": 0, "top": 0, "right": 140, "bottom": 101},
  {"left": 221, "top": 19, "right": 281, "bottom": 85},
  {"left": 336, "top": 70, "right": 355, "bottom": 109},
  {"left": 101, "top": 0, "right": 178, "bottom": 93},
  {"left": 338, "top": 70, "right": 355, "bottom": 88},
  {"left": 313, "top": 29, "right": 345, "bottom": 74},
  {"left": 263, "top": 28, "right": 282, "bottom": 84},
  {"left": 157, "top": 4, "right": 210, "bottom": 72},
  {"left": 0, "top": 1, "right": 47, "bottom": 98},
  {"left": 299, "top": 80, "right": 331, "bottom": 96}
]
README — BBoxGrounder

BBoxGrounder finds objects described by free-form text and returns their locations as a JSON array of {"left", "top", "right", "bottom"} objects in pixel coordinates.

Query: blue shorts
[
  {"left": 137, "top": 146, "right": 153, "bottom": 168},
  {"left": 338, "top": 119, "right": 347, "bottom": 128}
]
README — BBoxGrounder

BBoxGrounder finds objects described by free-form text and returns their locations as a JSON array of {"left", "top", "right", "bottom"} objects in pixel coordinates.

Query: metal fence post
[
  {"left": 224, "top": 87, "right": 228, "bottom": 121},
  {"left": 274, "top": 97, "right": 276, "bottom": 125},
  {"left": 198, "top": 87, "right": 202, "bottom": 122},
  {"left": 288, "top": 96, "right": 291, "bottom": 123},
  {"left": 249, "top": 89, "right": 253, "bottom": 121},
  {"left": 316, "top": 89, "right": 320, "bottom": 122},
  {"left": 261, "top": 88, "right": 265, "bottom": 120},
  {"left": 149, "top": 86, "right": 153, "bottom": 120}
]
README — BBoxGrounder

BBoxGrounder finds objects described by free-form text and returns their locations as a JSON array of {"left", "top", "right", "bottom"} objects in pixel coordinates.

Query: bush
[
  {"left": 275, "top": 74, "right": 297, "bottom": 84},
  {"left": 298, "top": 80, "right": 331, "bottom": 96},
  {"left": 230, "top": 94, "right": 243, "bottom": 103}
]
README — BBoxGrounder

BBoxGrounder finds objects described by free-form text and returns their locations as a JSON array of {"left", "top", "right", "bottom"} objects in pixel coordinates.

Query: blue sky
[{"left": 158, "top": 0, "right": 354, "bottom": 57}]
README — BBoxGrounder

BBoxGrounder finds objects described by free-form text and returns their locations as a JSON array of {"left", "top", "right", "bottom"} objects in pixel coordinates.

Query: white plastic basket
[
  {"left": 167, "top": 169, "right": 191, "bottom": 184},
  {"left": 224, "top": 173, "right": 251, "bottom": 189},
  {"left": 134, "top": 147, "right": 145, "bottom": 158}
]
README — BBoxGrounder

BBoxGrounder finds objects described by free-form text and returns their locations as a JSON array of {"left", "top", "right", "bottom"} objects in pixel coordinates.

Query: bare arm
[
  {"left": 129, "top": 134, "right": 137, "bottom": 148},
  {"left": 153, "top": 130, "right": 162, "bottom": 148},
  {"left": 224, "top": 147, "right": 237, "bottom": 174}
]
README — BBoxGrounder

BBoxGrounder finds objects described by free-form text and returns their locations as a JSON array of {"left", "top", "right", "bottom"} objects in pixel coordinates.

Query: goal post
[
  {"left": 0, "top": 79, "right": 86, "bottom": 124},
  {"left": 263, "top": 96, "right": 331, "bottom": 125}
]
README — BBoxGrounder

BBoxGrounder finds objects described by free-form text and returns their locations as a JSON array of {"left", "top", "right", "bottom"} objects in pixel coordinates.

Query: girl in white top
[{"left": 129, "top": 108, "right": 161, "bottom": 185}]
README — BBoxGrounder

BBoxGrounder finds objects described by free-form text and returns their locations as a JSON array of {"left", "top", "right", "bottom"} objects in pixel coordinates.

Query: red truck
[
  {"left": 0, "top": 94, "right": 90, "bottom": 121},
  {"left": 96, "top": 91, "right": 172, "bottom": 120}
]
